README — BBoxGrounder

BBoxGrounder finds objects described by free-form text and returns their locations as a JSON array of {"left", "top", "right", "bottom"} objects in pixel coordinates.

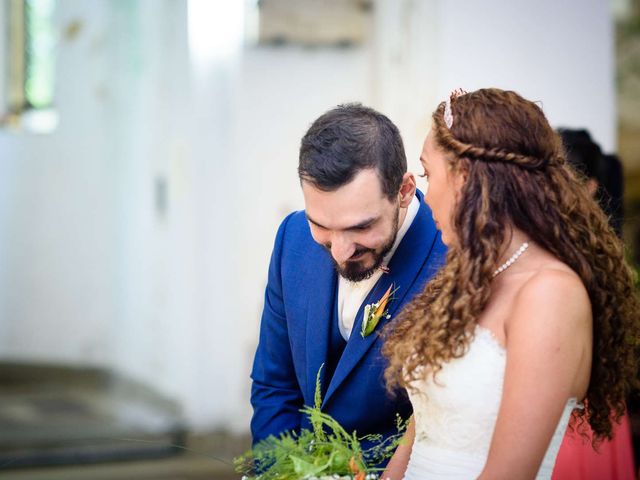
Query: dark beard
[{"left": 332, "top": 208, "right": 400, "bottom": 282}]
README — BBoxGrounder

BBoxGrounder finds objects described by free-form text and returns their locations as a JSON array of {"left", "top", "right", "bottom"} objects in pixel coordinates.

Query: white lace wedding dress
[{"left": 403, "top": 325, "right": 579, "bottom": 480}]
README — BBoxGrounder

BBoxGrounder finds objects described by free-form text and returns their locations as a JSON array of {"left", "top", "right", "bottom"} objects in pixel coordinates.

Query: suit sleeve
[{"left": 250, "top": 213, "right": 303, "bottom": 444}]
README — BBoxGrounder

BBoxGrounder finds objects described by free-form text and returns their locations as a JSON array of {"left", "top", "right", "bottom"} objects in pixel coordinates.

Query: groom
[{"left": 250, "top": 104, "right": 446, "bottom": 447}]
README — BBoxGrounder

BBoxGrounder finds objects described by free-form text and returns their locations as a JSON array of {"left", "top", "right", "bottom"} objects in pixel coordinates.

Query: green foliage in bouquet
[{"left": 235, "top": 365, "right": 407, "bottom": 479}]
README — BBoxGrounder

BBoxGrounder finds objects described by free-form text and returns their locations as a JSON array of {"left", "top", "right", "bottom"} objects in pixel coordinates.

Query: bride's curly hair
[{"left": 382, "top": 88, "right": 640, "bottom": 442}]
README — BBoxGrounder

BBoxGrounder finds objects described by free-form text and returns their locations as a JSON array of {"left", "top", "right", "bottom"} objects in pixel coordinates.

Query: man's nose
[{"left": 330, "top": 234, "right": 356, "bottom": 264}]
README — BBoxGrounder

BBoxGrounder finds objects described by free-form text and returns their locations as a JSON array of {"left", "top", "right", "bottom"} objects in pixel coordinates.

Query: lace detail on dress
[
  {"left": 409, "top": 325, "right": 506, "bottom": 457},
  {"left": 404, "top": 325, "right": 580, "bottom": 480},
  {"left": 475, "top": 325, "right": 506, "bottom": 356}
]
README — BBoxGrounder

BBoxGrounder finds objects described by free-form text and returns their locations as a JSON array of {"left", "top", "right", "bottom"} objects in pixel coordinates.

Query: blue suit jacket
[{"left": 250, "top": 190, "right": 446, "bottom": 445}]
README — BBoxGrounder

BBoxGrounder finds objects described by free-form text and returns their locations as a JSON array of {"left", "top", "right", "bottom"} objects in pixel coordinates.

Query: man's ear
[{"left": 398, "top": 172, "right": 416, "bottom": 208}]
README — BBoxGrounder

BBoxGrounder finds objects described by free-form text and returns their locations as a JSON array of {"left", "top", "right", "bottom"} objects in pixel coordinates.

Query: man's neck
[{"left": 397, "top": 206, "right": 408, "bottom": 232}]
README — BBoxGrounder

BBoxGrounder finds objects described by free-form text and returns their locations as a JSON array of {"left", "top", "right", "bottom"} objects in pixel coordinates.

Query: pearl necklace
[{"left": 493, "top": 242, "right": 529, "bottom": 277}]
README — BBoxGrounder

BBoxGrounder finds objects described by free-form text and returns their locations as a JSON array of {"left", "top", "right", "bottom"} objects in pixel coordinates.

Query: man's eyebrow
[
  {"left": 347, "top": 217, "right": 378, "bottom": 230},
  {"left": 305, "top": 214, "right": 378, "bottom": 231},
  {"left": 305, "top": 214, "right": 326, "bottom": 229}
]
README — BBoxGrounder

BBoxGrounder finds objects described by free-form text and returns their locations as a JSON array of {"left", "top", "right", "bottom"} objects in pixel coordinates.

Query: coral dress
[{"left": 552, "top": 413, "right": 636, "bottom": 480}]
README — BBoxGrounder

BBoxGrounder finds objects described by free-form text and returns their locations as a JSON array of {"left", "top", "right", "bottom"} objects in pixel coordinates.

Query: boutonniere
[{"left": 360, "top": 284, "right": 399, "bottom": 338}]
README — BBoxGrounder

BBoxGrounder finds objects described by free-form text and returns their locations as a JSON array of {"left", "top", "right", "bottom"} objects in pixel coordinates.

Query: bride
[{"left": 381, "top": 88, "right": 640, "bottom": 479}]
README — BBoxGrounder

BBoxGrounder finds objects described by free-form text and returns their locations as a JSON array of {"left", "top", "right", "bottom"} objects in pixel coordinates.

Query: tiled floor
[
  {"left": 1, "top": 435, "right": 247, "bottom": 480},
  {"left": 0, "top": 363, "right": 249, "bottom": 479},
  {"left": 1, "top": 452, "right": 240, "bottom": 480}
]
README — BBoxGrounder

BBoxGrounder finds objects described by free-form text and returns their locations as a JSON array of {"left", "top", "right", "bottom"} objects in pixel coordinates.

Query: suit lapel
[
  {"left": 304, "top": 245, "right": 338, "bottom": 403},
  {"left": 322, "top": 192, "right": 439, "bottom": 405}
]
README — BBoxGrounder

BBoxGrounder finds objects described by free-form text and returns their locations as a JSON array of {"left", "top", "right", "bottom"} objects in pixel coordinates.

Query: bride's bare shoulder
[
  {"left": 520, "top": 264, "right": 586, "bottom": 297},
  {"left": 511, "top": 264, "right": 591, "bottom": 328}
]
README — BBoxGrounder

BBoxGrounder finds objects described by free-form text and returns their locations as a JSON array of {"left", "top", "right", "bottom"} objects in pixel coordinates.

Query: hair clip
[{"left": 443, "top": 88, "right": 467, "bottom": 129}]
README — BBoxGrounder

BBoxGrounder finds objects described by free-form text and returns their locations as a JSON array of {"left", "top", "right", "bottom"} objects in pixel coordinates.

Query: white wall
[
  {"left": 436, "top": 0, "right": 616, "bottom": 152},
  {"left": 0, "top": 0, "right": 616, "bottom": 432},
  {"left": 0, "top": 0, "right": 116, "bottom": 364}
]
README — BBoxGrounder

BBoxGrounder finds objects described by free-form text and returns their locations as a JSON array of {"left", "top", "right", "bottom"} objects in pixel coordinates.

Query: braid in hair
[{"left": 383, "top": 88, "right": 640, "bottom": 443}]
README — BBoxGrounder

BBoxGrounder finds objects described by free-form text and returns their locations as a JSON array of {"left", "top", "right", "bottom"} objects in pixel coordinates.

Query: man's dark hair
[
  {"left": 558, "top": 128, "right": 624, "bottom": 236},
  {"left": 298, "top": 103, "right": 407, "bottom": 200},
  {"left": 558, "top": 128, "right": 603, "bottom": 180}
]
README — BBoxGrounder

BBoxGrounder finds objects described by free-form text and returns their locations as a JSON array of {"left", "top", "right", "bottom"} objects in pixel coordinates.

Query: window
[{"left": 4, "top": 0, "right": 57, "bottom": 132}]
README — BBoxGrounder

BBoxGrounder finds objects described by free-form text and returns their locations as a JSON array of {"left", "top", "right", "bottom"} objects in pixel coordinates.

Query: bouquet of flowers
[{"left": 235, "top": 366, "right": 406, "bottom": 479}]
